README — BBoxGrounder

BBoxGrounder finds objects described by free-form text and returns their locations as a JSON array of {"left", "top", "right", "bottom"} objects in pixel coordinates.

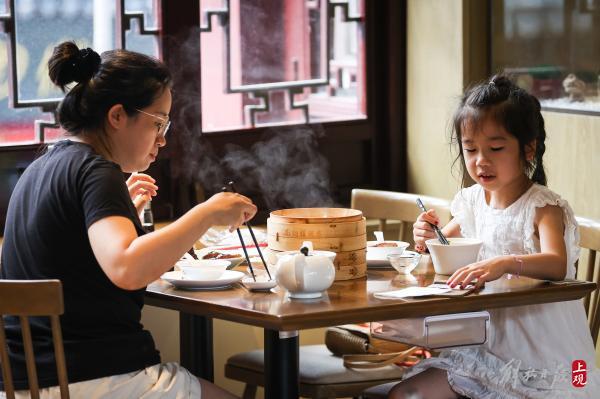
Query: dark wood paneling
[
  {"left": 157, "top": 0, "right": 407, "bottom": 223},
  {"left": 0, "top": 0, "right": 407, "bottom": 228}
]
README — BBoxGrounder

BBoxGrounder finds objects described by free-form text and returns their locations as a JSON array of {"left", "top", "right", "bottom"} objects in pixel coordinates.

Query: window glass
[
  {"left": 125, "top": 0, "right": 158, "bottom": 55},
  {"left": 200, "top": 0, "right": 366, "bottom": 132},
  {"left": 492, "top": 0, "right": 600, "bottom": 114},
  {"left": 0, "top": 0, "right": 159, "bottom": 146}
]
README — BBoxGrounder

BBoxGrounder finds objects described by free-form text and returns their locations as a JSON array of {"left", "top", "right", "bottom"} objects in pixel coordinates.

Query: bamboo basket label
[
  {"left": 267, "top": 218, "right": 366, "bottom": 239},
  {"left": 267, "top": 234, "right": 367, "bottom": 252}
]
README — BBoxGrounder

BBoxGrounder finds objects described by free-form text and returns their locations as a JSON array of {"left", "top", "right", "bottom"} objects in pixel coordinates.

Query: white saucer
[
  {"left": 241, "top": 277, "right": 277, "bottom": 291},
  {"left": 288, "top": 291, "right": 323, "bottom": 299},
  {"left": 161, "top": 270, "right": 244, "bottom": 290}
]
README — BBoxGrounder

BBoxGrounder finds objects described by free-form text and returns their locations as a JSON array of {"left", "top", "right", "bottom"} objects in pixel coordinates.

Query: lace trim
[{"left": 403, "top": 348, "right": 597, "bottom": 398}]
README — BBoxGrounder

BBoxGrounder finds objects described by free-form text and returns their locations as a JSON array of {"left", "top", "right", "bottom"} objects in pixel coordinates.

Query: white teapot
[{"left": 275, "top": 241, "right": 336, "bottom": 299}]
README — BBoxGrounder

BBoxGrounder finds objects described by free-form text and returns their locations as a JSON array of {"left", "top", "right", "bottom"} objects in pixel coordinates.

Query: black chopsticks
[
  {"left": 222, "top": 181, "right": 272, "bottom": 281},
  {"left": 416, "top": 198, "right": 450, "bottom": 245},
  {"left": 187, "top": 247, "right": 199, "bottom": 260}
]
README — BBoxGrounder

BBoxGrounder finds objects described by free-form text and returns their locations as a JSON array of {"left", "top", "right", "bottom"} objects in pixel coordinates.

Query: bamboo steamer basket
[
  {"left": 268, "top": 208, "right": 367, "bottom": 280},
  {"left": 269, "top": 208, "right": 363, "bottom": 224}
]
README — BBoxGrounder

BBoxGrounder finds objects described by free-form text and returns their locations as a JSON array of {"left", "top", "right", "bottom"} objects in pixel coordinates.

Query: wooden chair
[
  {"left": 350, "top": 189, "right": 452, "bottom": 243},
  {"left": 0, "top": 280, "right": 69, "bottom": 399},
  {"left": 224, "top": 190, "right": 452, "bottom": 399},
  {"left": 576, "top": 216, "right": 600, "bottom": 345}
]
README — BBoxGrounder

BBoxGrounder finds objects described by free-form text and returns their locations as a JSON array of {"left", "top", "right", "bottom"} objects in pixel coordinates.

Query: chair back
[
  {"left": 0, "top": 280, "right": 69, "bottom": 399},
  {"left": 351, "top": 189, "right": 451, "bottom": 242},
  {"left": 576, "top": 216, "right": 600, "bottom": 345}
]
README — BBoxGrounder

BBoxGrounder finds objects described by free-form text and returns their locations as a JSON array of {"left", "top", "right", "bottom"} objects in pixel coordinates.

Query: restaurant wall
[
  {"left": 405, "top": 0, "right": 464, "bottom": 200},
  {"left": 407, "top": 0, "right": 600, "bottom": 218},
  {"left": 406, "top": 0, "right": 600, "bottom": 363}
]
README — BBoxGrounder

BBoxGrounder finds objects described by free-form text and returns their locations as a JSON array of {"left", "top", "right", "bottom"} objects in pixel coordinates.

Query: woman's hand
[
  {"left": 413, "top": 209, "right": 440, "bottom": 253},
  {"left": 126, "top": 173, "right": 158, "bottom": 214},
  {"left": 204, "top": 192, "right": 257, "bottom": 231},
  {"left": 447, "top": 256, "right": 511, "bottom": 289}
]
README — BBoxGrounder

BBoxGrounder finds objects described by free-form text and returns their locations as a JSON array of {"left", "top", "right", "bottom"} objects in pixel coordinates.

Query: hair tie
[
  {"left": 78, "top": 48, "right": 92, "bottom": 60},
  {"left": 71, "top": 47, "right": 101, "bottom": 83},
  {"left": 489, "top": 80, "right": 496, "bottom": 86}
]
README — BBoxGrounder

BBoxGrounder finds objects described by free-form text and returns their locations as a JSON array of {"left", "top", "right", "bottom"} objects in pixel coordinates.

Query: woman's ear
[
  {"left": 106, "top": 104, "right": 127, "bottom": 131},
  {"left": 525, "top": 139, "right": 536, "bottom": 161}
]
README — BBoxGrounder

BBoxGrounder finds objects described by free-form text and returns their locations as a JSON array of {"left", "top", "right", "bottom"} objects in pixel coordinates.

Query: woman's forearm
[{"left": 91, "top": 202, "right": 220, "bottom": 290}]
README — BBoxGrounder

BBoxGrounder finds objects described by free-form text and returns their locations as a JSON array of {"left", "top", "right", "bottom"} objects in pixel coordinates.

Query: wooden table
[{"left": 145, "top": 261, "right": 596, "bottom": 399}]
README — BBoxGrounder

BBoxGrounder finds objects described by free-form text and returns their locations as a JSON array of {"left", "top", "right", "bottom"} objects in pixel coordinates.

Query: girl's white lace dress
[{"left": 404, "top": 183, "right": 599, "bottom": 398}]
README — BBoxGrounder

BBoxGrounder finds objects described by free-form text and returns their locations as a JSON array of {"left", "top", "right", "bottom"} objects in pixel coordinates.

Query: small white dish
[
  {"left": 241, "top": 276, "right": 277, "bottom": 291},
  {"left": 161, "top": 270, "right": 244, "bottom": 290}
]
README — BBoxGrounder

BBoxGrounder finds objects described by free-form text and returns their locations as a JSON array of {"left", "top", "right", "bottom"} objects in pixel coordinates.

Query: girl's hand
[
  {"left": 204, "top": 192, "right": 258, "bottom": 231},
  {"left": 126, "top": 173, "right": 158, "bottom": 214},
  {"left": 413, "top": 209, "right": 440, "bottom": 253},
  {"left": 447, "top": 256, "right": 510, "bottom": 289}
]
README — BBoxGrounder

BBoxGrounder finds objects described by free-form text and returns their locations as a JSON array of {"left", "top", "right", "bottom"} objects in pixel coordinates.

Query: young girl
[
  {"left": 392, "top": 75, "right": 599, "bottom": 398},
  {"left": 0, "top": 42, "right": 254, "bottom": 398}
]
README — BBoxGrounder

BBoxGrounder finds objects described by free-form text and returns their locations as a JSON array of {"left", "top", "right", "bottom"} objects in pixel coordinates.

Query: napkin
[
  {"left": 374, "top": 286, "right": 451, "bottom": 299},
  {"left": 374, "top": 283, "right": 477, "bottom": 300}
]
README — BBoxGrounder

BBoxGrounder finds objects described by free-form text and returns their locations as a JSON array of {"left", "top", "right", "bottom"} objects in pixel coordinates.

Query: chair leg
[{"left": 242, "top": 384, "right": 257, "bottom": 399}]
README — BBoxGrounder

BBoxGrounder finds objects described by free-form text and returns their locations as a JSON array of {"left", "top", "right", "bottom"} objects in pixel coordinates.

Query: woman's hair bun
[
  {"left": 73, "top": 47, "right": 101, "bottom": 83},
  {"left": 48, "top": 41, "right": 101, "bottom": 91}
]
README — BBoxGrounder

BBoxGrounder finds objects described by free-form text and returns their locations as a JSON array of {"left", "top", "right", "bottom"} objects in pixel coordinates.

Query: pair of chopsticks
[
  {"left": 416, "top": 198, "right": 449, "bottom": 245},
  {"left": 222, "top": 181, "right": 272, "bottom": 282}
]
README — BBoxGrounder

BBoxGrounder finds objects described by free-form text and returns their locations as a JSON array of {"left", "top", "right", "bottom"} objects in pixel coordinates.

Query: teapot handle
[{"left": 294, "top": 253, "right": 306, "bottom": 290}]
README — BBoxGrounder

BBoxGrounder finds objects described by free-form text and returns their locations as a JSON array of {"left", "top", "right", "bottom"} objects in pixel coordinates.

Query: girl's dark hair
[
  {"left": 451, "top": 74, "right": 547, "bottom": 186},
  {"left": 48, "top": 41, "right": 171, "bottom": 136}
]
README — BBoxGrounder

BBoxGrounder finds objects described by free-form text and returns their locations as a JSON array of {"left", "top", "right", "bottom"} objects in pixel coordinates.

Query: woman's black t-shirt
[{"left": 0, "top": 140, "right": 160, "bottom": 390}]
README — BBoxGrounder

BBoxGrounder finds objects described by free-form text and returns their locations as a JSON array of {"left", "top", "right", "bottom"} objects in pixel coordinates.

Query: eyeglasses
[{"left": 135, "top": 109, "right": 171, "bottom": 139}]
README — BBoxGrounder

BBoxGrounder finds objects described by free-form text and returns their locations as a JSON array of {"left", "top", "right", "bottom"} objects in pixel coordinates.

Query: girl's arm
[
  {"left": 514, "top": 204, "right": 568, "bottom": 280},
  {"left": 448, "top": 204, "right": 568, "bottom": 288},
  {"left": 441, "top": 218, "right": 462, "bottom": 239},
  {"left": 413, "top": 211, "right": 462, "bottom": 252},
  {"left": 87, "top": 192, "right": 257, "bottom": 290}
]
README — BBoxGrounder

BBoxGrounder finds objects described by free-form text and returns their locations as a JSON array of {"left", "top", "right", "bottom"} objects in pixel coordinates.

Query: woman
[{"left": 0, "top": 41, "right": 253, "bottom": 398}]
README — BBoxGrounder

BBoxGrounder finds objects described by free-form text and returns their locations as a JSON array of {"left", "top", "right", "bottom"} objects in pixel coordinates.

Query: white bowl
[
  {"left": 425, "top": 238, "right": 483, "bottom": 275},
  {"left": 180, "top": 265, "right": 226, "bottom": 281},
  {"left": 366, "top": 241, "right": 409, "bottom": 258},
  {"left": 175, "top": 259, "right": 231, "bottom": 270},
  {"left": 175, "top": 259, "right": 231, "bottom": 281},
  {"left": 387, "top": 251, "right": 421, "bottom": 274}
]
